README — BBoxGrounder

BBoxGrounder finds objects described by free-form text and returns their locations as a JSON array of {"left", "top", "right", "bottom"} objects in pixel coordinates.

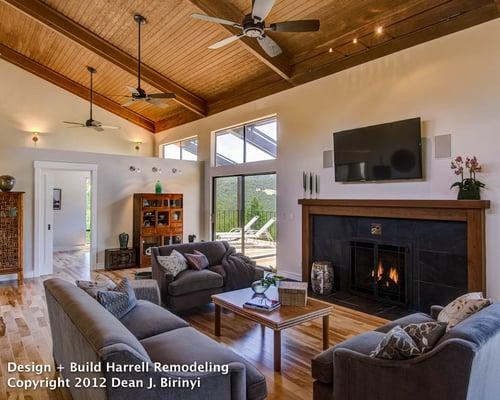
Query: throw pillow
[
  {"left": 76, "top": 274, "right": 117, "bottom": 299},
  {"left": 97, "top": 278, "right": 137, "bottom": 319},
  {"left": 370, "top": 326, "right": 421, "bottom": 360},
  {"left": 438, "top": 292, "right": 492, "bottom": 331},
  {"left": 403, "top": 322, "right": 447, "bottom": 353},
  {"left": 185, "top": 250, "right": 210, "bottom": 270},
  {"left": 156, "top": 249, "right": 188, "bottom": 277}
]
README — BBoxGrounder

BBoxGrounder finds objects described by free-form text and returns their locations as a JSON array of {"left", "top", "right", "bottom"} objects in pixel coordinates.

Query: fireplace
[
  {"left": 351, "top": 242, "right": 407, "bottom": 304},
  {"left": 299, "top": 199, "right": 489, "bottom": 315}
]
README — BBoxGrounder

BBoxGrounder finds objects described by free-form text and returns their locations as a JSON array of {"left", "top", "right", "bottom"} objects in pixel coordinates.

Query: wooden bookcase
[
  {"left": 0, "top": 192, "right": 24, "bottom": 284},
  {"left": 133, "top": 193, "right": 183, "bottom": 268}
]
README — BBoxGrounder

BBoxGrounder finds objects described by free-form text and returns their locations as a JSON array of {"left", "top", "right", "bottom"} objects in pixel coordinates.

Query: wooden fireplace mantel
[{"left": 299, "top": 199, "right": 490, "bottom": 293}]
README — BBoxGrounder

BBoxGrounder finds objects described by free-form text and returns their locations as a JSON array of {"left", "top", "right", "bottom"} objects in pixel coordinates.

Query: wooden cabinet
[
  {"left": 133, "top": 193, "right": 183, "bottom": 267},
  {"left": 0, "top": 192, "right": 24, "bottom": 284}
]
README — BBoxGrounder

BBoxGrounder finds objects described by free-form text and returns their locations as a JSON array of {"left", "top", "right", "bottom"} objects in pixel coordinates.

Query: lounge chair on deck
[
  {"left": 216, "top": 215, "right": 259, "bottom": 241},
  {"left": 246, "top": 217, "right": 276, "bottom": 242}
]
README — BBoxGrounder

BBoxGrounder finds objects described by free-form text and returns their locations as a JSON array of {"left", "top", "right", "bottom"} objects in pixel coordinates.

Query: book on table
[{"left": 243, "top": 296, "right": 281, "bottom": 312}]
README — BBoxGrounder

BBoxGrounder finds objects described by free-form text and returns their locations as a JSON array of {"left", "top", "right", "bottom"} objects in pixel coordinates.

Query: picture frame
[{"left": 53, "top": 188, "right": 62, "bottom": 210}]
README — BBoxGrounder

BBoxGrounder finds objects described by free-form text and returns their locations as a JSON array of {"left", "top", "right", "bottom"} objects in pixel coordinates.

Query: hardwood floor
[{"left": 0, "top": 249, "right": 387, "bottom": 400}]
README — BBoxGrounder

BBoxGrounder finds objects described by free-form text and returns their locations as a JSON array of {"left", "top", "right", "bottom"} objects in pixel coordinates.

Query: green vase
[{"left": 155, "top": 180, "right": 162, "bottom": 194}]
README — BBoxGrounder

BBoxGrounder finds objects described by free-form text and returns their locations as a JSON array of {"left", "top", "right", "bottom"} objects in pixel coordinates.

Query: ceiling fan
[
  {"left": 191, "top": 0, "right": 320, "bottom": 58},
  {"left": 63, "top": 66, "right": 120, "bottom": 132},
  {"left": 122, "top": 14, "right": 176, "bottom": 108}
]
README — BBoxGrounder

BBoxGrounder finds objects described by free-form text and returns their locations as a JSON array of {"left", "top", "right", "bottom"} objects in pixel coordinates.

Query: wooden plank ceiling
[{"left": 1, "top": 0, "right": 499, "bottom": 133}]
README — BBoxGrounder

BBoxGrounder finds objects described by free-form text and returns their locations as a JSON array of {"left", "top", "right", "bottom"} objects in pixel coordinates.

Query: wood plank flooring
[{"left": 0, "top": 248, "right": 387, "bottom": 399}]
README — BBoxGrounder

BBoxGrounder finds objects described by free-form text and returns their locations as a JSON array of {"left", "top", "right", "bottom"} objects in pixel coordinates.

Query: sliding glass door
[{"left": 213, "top": 173, "right": 276, "bottom": 269}]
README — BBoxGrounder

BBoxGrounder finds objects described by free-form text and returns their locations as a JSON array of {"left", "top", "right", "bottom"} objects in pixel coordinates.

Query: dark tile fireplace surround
[{"left": 299, "top": 199, "right": 489, "bottom": 319}]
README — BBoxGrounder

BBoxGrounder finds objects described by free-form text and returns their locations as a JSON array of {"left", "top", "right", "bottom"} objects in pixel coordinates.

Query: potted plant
[
  {"left": 251, "top": 273, "right": 283, "bottom": 294},
  {"left": 450, "top": 156, "right": 485, "bottom": 200}
]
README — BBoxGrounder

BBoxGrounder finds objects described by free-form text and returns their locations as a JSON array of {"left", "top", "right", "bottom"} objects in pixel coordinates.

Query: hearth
[{"left": 350, "top": 242, "right": 407, "bottom": 305}]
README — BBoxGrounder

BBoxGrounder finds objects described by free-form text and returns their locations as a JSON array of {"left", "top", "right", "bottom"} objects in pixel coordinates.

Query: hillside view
[{"left": 214, "top": 174, "right": 276, "bottom": 240}]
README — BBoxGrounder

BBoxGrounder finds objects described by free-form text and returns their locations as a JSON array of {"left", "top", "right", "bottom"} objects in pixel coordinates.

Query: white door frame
[{"left": 34, "top": 161, "right": 98, "bottom": 276}]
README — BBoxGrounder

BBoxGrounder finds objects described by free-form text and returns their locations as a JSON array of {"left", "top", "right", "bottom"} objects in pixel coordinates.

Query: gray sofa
[
  {"left": 44, "top": 278, "right": 267, "bottom": 400},
  {"left": 152, "top": 241, "right": 267, "bottom": 312},
  {"left": 312, "top": 303, "right": 500, "bottom": 400}
]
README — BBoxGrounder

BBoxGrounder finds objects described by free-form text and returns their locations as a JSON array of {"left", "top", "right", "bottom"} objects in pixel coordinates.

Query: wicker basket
[{"left": 278, "top": 281, "right": 308, "bottom": 307}]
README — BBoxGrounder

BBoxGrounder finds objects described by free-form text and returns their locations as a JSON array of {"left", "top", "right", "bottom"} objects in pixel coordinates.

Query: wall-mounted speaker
[
  {"left": 323, "top": 150, "right": 333, "bottom": 168},
  {"left": 435, "top": 134, "right": 451, "bottom": 159}
]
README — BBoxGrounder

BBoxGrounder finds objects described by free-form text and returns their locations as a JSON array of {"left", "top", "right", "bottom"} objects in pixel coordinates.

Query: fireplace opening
[{"left": 350, "top": 241, "right": 407, "bottom": 304}]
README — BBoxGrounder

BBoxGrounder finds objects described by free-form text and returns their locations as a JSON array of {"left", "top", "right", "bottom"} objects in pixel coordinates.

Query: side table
[{"left": 104, "top": 248, "right": 136, "bottom": 270}]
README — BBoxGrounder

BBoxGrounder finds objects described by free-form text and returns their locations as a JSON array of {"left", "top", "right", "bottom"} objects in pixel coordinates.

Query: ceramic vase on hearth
[{"left": 311, "top": 261, "right": 334, "bottom": 295}]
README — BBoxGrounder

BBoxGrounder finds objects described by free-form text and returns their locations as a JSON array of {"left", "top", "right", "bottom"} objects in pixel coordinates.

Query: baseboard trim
[
  {"left": 0, "top": 270, "right": 35, "bottom": 282},
  {"left": 277, "top": 270, "right": 302, "bottom": 281}
]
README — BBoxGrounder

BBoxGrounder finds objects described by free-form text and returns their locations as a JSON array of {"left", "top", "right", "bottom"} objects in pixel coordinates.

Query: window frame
[
  {"left": 161, "top": 136, "right": 198, "bottom": 161},
  {"left": 214, "top": 116, "right": 277, "bottom": 167}
]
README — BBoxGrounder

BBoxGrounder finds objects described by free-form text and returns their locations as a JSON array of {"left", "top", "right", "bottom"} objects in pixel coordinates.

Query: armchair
[
  {"left": 312, "top": 303, "right": 500, "bottom": 400},
  {"left": 152, "top": 241, "right": 267, "bottom": 312}
]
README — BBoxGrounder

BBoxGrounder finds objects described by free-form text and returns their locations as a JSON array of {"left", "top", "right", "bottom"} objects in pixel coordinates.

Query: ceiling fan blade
[
  {"left": 270, "top": 19, "right": 320, "bottom": 32},
  {"left": 93, "top": 126, "right": 105, "bottom": 132},
  {"left": 122, "top": 98, "right": 136, "bottom": 107},
  {"left": 252, "top": 0, "right": 275, "bottom": 21},
  {"left": 149, "top": 93, "right": 176, "bottom": 99},
  {"left": 100, "top": 125, "right": 121, "bottom": 130},
  {"left": 147, "top": 98, "right": 169, "bottom": 109},
  {"left": 257, "top": 35, "right": 282, "bottom": 57},
  {"left": 209, "top": 34, "right": 243, "bottom": 49},
  {"left": 126, "top": 86, "right": 141, "bottom": 96},
  {"left": 63, "top": 121, "right": 85, "bottom": 125},
  {"left": 191, "top": 13, "right": 241, "bottom": 28}
]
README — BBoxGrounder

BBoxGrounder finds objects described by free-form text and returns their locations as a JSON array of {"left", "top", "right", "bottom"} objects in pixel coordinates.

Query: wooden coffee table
[{"left": 212, "top": 287, "right": 333, "bottom": 372}]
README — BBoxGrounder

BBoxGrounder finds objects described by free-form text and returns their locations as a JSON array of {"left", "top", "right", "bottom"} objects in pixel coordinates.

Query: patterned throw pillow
[
  {"left": 370, "top": 326, "right": 421, "bottom": 360},
  {"left": 403, "top": 322, "right": 447, "bottom": 352},
  {"left": 97, "top": 278, "right": 137, "bottom": 319},
  {"left": 438, "top": 292, "right": 492, "bottom": 331},
  {"left": 156, "top": 250, "right": 188, "bottom": 277},
  {"left": 185, "top": 250, "right": 210, "bottom": 270},
  {"left": 76, "top": 274, "right": 116, "bottom": 299}
]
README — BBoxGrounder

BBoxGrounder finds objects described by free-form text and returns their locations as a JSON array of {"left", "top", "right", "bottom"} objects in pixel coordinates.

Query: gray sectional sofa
[
  {"left": 152, "top": 241, "right": 268, "bottom": 312},
  {"left": 312, "top": 303, "right": 500, "bottom": 400},
  {"left": 44, "top": 278, "right": 267, "bottom": 400}
]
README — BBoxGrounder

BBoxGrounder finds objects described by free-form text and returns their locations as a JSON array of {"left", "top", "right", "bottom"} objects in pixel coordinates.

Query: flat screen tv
[{"left": 333, "top": 118, "right": 422, "bottom": 182}]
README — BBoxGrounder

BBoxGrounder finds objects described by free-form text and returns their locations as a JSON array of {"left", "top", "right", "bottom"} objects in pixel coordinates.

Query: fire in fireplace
[{"left": 351, "top": 242, "right": 407, "bottom": 304}]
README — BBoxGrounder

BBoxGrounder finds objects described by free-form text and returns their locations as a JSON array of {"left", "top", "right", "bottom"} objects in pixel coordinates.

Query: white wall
[
  {"left": 0, "top": 146, "right": 202, "bottom": 277},
  {"left": 0, "top": 59, "right": 155, "bottom": 157},
  {"left": 52, "top": 170, "right": 90, "bottom": 251},
  {"left": 157, "top": 19, "right": 500, "bottom": 298}
]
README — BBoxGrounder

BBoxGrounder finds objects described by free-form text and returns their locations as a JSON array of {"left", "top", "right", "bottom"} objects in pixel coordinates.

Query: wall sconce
[
  {"left": 129, "top": 166, "right": 141, "bottom": 173},
  {"left": 134, "top": 142, "right": 142, "bottom": 152},
  {"left": 152, "top": 167, "right": 162, "bottom": 174},
  {"left": 32, "top": 132, "right": 39, "bottom": 146}
]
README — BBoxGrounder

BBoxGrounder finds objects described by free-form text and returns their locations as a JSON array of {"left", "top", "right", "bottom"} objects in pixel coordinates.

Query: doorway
[
  {"left": 212, "top": 173, "right": 276, "bottom": 269},
  {"left": 34, "top": 162, "right": 98, "bottom": 277}
]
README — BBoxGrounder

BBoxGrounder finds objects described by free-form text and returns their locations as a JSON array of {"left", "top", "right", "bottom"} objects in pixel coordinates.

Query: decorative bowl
[
  {"left": 251, "top": 280, "right": 270, "bottom": 294},
  {"left": 0, "top": 175, "right": 15, "bottom": 192}
]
